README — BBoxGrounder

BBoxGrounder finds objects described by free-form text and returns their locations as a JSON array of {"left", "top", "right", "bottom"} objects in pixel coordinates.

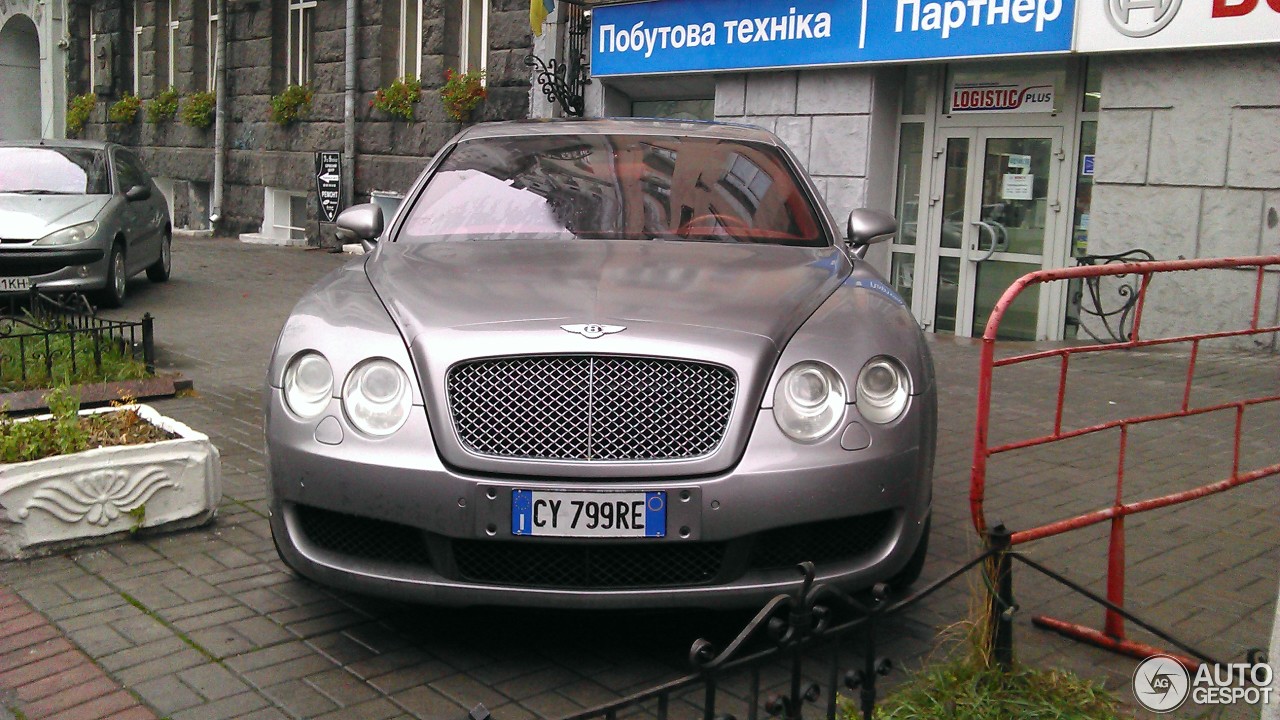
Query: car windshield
[
  {"left": 0, "top": 147, "right": 110, "bottom": 195},
  {"left": 397, "top": 133, "right": 828, "bottom": 247}
]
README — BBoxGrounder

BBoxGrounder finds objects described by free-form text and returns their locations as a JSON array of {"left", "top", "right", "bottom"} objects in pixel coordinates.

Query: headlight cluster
[
  {"left": 282, "top": 353, "right": 411, "bottom": 437},
  {"left": 773, "top": 356, "right": 911, "bottom": 441},
  {"left": 33, "top": 221, "right": 98, "bottom": 246},
  {"left": 855, "top": 357, "right": 910, "bottom": 424},
  {"left": 773, "top": 361, "right": 846, "bottom": 441}
]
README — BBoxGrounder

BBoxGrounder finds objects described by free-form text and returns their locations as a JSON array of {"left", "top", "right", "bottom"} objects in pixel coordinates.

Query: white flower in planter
[{"left": 0, "top": 404, "right": 221, "bottom": 559}]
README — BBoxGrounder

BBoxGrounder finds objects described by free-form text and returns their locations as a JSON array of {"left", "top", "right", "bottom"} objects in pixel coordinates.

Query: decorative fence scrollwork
[{"left": 1069, "top": 249, "right": 1155, "bottom": 343}]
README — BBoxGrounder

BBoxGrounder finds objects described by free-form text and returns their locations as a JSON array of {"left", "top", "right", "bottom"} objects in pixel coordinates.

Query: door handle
[{"left": 970, "top": 221, "right": 999, "bottom": 262}]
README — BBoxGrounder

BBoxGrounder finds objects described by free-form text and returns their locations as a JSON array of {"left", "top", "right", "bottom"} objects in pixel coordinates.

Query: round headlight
[
  {"left": 342, "top": 359, "right": 411, "bottom": 437},
  {"left": 856, "top": 357, "right": 910, "bottom": 424},
  {"left": 773, "top": 361, "right": 846, "bottom": 442},
  {"left": 282, "top": 352, "right": 333, "bottom": 419}
]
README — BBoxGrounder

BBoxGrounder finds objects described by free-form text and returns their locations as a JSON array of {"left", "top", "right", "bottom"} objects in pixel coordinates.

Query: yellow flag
[{"left": 530, "top": 0, "right": 551, "bottom": 36}]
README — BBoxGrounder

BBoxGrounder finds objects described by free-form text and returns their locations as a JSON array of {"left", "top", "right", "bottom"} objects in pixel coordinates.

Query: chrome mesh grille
[{"left": 447, "top": 356, "right": 736, "bottom": 461}]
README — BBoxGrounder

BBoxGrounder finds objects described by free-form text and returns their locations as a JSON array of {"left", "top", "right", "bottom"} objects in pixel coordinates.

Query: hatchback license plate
[
  {"left": 512, "top": 490, "right": 666, "bottom": 538},
  {"left": 0, "top": 277, "right": 31, "bottom": 292}
]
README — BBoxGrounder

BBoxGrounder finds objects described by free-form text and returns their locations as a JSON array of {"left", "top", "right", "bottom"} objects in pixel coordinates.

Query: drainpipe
[
  {"left": 342, "top": 0, "right": 356, "bottom": 211},
  {"left": 209, "top": 0, "right": 227, "bottom": 227}
]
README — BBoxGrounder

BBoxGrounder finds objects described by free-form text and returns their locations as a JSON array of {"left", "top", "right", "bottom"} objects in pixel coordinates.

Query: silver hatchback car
[
  {"left": 0, "top": 140, "right": 171, "bottom": 307},
  {"left": 265, "top": 119, "right": 935, "bottom": 609}
]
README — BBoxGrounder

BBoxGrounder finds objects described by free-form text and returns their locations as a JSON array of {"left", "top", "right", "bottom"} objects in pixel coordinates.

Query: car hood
[
  {"left": 365, "top": 238, "right": 850, "bottom": 478},
  {"left": 0, "top": 194, "right": 108, "bottom": 240},
  {"left": 366, "top": 239, "right": 848, "bottom": 349}
]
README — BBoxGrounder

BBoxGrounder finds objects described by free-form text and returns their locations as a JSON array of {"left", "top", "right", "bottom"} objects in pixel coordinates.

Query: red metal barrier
[{"left": 969, "top": 255, "right": 1280, "bottom": 668}]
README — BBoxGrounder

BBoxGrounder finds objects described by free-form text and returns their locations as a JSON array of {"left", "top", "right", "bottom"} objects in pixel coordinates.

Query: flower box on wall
[{"left": 0, "top": 404, "right": 221, "bottom": 559}]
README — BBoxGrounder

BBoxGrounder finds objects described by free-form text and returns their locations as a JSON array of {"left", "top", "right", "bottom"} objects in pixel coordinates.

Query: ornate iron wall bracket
[{"left": 525, "top": 53, "right": 590, "bottom": 117}]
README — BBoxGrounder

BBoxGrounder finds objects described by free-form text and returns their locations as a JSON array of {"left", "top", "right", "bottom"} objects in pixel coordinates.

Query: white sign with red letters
[{"left": 1077, "top": 0, "right": 1280, "bottom": 52}]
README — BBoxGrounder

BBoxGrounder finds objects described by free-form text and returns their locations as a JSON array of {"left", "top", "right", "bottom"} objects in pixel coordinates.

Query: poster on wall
[
  {"left": 591, "top": 0, "right": 1075, "bottom": 77},
  {"left": 1002, "top": 173, "right": 1034, "bottom": 200}
]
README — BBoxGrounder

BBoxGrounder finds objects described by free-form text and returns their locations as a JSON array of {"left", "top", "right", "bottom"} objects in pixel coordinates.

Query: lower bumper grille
[
  {"left": 749, "top": 511, "right": 894, "bottom": 569},
  {"left": 453, "top": 540, "right": 727, "bottom": 588},
  {"left": 295, "top": 505, "right": 433, "bottom": 566},
  {"left": 292, "top": 504, "right": 896, "bottom": 590}
]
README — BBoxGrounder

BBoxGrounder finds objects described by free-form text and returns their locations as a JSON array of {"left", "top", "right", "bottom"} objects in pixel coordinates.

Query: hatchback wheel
[
  {"left": 147, "top": 230, "right": 172, "bottom": 282},
  {"left": 100, "top": 243, "right": 127, "bottom": 308}
]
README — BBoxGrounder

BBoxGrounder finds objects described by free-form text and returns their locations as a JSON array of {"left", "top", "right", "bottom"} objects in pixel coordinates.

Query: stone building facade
[{"left": 65, "top": 0, "right": 535, "bottom": 241}]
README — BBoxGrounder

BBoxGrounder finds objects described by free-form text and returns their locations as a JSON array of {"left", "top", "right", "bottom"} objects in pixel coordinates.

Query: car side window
[{"left": 113, "top": 150, "right": 148, "bottom": 193}]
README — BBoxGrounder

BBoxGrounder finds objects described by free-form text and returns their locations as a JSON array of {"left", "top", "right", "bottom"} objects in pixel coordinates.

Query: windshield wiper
[{"left": 8, "top": 189, "right": 78, "bottom": 195}]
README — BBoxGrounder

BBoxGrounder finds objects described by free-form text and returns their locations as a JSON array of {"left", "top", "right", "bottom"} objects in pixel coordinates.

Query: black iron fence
[
  {"left": 466, "top": 526, "right": 1251, "bottom": 720},
  {"left": 0, "top": 288, "right": 155, "bottom": 394}
]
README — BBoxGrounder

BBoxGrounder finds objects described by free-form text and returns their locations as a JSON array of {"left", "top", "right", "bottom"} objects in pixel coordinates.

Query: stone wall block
[
  {"left": 232, "top": 67, "right": 271, "bottom": 97},
  {"left": 1094, "top": 109, "right": 1151, "bottom": 185},
  {"left": 738, "top": 116, "right": 777, "bottom": 133},
  {"left": 774, "top": 116, "right": 813, "bottom": 167},
  {"left": 1199, "top": 189, "right": 1265, "bottom": 258},
  {"left": 1227, "top": 108, "right": 1280, "bottom": 190},
  {"left": 488, "top": 49, "right": 528, "bottom": 85},
  {"left": 358, "top": 122, "right": 393, "bottom": 155},
  {"left": 818, "top": 176, "right": 868, "bottom": 224},
  {"left": 796, "top": 67, "right": 873, "bottom": 115},
  {"left": 807, "top": 115, "right": 869, "bottom": 177},
  {"left": 1089, "top": 184, "right": 1200, "bottom": 260},
  {"left": 233, "top": 37, "right": 271, "bottom": 70},
  {"left": 744, "top": 72, "right": 797, "bottom": 116},
  {"left": 1264, "top": 193, "right": 1280, "bottom": 255},
  {"left": 714, "top": 74, "right": 745, "bottom": 117},
  {"left": 1098, "top": 54, "right": 1176, "bottom": 110},
  {"left": 1148, "top": 106, "right": 1228, "bottom": 187},
  {"left": 490, "top": 11, "right": 532, "bottom": 51},
  {"left": 312, "top": 29, "right": 345, "bottom": 63}
]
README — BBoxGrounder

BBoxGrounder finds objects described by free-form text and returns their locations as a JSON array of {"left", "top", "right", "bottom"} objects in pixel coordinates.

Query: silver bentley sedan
[{"left": 265, "top": 118, "right": 935, "bottom": 609}]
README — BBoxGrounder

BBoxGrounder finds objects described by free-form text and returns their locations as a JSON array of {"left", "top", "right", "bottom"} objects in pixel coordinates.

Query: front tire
[
  {"left": 100, "top": 242, "right": 127, "bottom": 308},
  {"left": 147, "top": 230, "right": 171, "bottom": 283}
]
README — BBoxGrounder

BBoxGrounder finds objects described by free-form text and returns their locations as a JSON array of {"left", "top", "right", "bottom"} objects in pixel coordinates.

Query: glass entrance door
[{"left": 921, "top": 128, "right": 1064, "bottom": 340}]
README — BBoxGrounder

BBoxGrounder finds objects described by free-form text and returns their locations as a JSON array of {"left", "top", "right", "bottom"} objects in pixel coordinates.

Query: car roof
[
  {"left": 0, "top": 139, "right": 115, "bottom": 151},
  {"left": 453, "top": 117, "right": 782, "bottom": 145}
]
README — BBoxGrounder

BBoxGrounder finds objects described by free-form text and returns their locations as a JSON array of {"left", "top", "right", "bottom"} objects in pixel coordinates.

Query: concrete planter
[{"left": 0, "top": 405, "right": 221, "bottom": 560}]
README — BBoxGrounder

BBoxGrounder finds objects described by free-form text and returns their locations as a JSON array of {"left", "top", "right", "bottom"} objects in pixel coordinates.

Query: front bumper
[
  {"left": 265, "top": 391, "right": 933, "bottom": 609},
  {"left": 0, "top": 248, "right": 107, "bottom": 294}
]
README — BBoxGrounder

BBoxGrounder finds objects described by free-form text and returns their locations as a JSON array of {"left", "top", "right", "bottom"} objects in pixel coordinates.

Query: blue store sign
[{"left": 592, "top": 0, "right": 1075, "bottom": 77}]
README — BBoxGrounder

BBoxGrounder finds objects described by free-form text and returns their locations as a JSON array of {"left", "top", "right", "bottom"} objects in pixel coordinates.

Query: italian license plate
[
  {"left": 511, "top": 490, "right": 666, "bottom": 538},
  {"left": 0, "top": 277, "right": 31, "bottom": 292}
]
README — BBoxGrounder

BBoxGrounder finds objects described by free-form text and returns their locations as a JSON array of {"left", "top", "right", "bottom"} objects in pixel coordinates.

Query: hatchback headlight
[
  {"left": 855, "top": 357, "right": 911, "bottom": 424},
  {"left": 773, "top": 361, "right": 846, "bottom": 442},
  {"left": 33, "top": 221, "right": 99, "bottom": 246},
  {"left": 282, "top": 352, "right": 333, "bottom": 419},
  {"left": 342, "top": 359, "right": 411, "bottom": 437}
]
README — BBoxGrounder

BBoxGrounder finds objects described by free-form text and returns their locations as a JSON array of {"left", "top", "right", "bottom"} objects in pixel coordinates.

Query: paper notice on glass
[{"left": 1002, "top": 173, "right": 1033, "bottom": 201}]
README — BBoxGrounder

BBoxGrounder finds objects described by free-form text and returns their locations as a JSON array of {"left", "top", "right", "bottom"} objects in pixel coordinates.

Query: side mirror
[
  {"left": 124, "top": 184, "right": 152, "bottom": 202},
  {"left": 333, "top": 203, "right": 385, "bottom": 249},
  {"left": 846, "top": 209, "right": 897, "bottom": 256}
]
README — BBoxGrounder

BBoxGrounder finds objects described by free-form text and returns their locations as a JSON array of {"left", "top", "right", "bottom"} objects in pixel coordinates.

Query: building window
[
  {"left": 264, "top": 187, "right": 309, "bottom": 242},
  {"left": 165, "top": 0, "right": 179, "bottom": 88},
  {"left": 288, "top": 0, "right": 315, "bottom": 85},
  {"left": 131, "top": 1, "right": 143, "bottom": 94},
  {"left": 206, "top": 0, "right": 220, "bottom": 91},
  {"left": 396, "top": 0, "right": 423, "bottom": 78},
  {"left": 459, "top": 0, "right": 487, "bottom": 77},
  {"left": 87, "top": 5, "right": 97, "bottom": 93}
]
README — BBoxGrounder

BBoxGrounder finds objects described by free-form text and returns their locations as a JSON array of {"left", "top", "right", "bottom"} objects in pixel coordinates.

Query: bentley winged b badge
[{"left": 561, "top": 323, "right": 626, "bottom": 339}]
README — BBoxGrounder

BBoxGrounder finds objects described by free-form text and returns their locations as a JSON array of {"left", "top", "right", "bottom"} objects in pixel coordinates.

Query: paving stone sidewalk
[{"left": 1, "top": 235, "right": 1276, "bottom": 719}]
